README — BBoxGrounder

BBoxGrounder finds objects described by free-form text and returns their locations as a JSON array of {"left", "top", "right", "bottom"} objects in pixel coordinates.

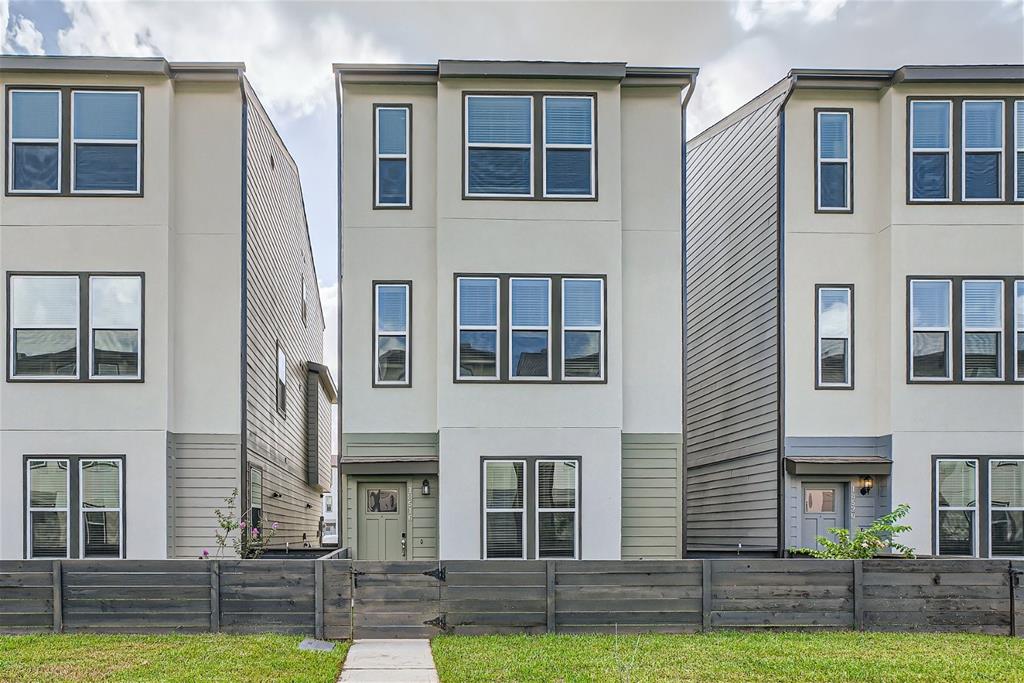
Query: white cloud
[
  {"left": 57, "top": 1, "right": 398, "bottom": 119},
  {"left": 733, "top": 0, "right": 848, "bottom": 31},
  {"left": 320, "top": 282, "right": 339, "bottom": 453},
  {"left": 1, "top": 0, "right": 45, "bottom": 55}
]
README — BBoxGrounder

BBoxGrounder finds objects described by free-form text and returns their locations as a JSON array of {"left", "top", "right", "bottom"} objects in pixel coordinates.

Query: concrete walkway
[{"left": 339, "top": 639, "right": 439, "bottom": 682}]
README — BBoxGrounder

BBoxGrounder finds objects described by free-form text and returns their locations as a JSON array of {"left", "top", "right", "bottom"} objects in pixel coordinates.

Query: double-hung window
[
  {"left": 816, "top": 110, "right": 851, "bottom": 211},
  {"left": 25, "top": 456, "right": 124, "bottom": 559},
  {"left": 8, "top": 89, "right": 61, "bottom": 193},
  {"left": 9, "top": 275, "right": 79, "bottom": 379},
  {"left": 71, "top": 91, "right": 141, "bottom": 193},
  {"left": 816, "top": 286, "right": 852, "bottom": 388},
  {"left": 1015, "top": 101, "right": 1024, "bottom": 201},
  {"left": 249, "top": 466, "right": 264, "bottom": 532},
  {"left": 962, "top": 100, "right": 1004, "bottom": 201},
  {"left": 536, "top": 460, "right": 578, "bottom": 559},
  {"left": 1015, "top": 280, "right": 1024, "bottom": 381},
  {"left": 910, "top": 100, "right": 952, "bottom": 201},
  {"left": 465, "top": 95, "right": 533, "bottom": 197},
  {"left": 990, "top": 459, "right": 1024, "bottom": 558},
  {"left": 89, "top": 276, "right": 142, "bottom": 379},
  {"left": 510, "top": 278, "right": 551, "bottom": 380},
  {"left": 562, "top": 278, "right": 604, "bottom": 380},
  {"left": 457, "top": 277, "right": 500, "bottom": 379},
  {"left": 936, "top": 458, "right": 978, "bottom": 556},
  {"left": 375, "top": 105, "right": 410, "bottom": 207},
  {"left": 962, "top": 280, "right": 1003, "bottom": 380},
  {"left": 483, "top": 460, "right": 526, "bottom": 559},
  {"left": 276, "top": 343, "right": 287, "bottom": 413},
  {"left": 374, "top": 282, "right": 410, "bottom": 386},
  {"left": 543, "top": 96, "right": 594, "bottom": 198},
  {"left": 909, "top": 279, "right": 952, "bottom": 380}
]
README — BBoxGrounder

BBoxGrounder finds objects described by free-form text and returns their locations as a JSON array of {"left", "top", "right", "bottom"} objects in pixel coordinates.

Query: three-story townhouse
[
  {"left": 0, "top": 55, "right": 336, "bottom": 560},
  {"left": 335, "top": 60, "right": 696, "bottom": 560},
  {"left": 685, "top": 64, "right": 1024, "bottom": 558}
]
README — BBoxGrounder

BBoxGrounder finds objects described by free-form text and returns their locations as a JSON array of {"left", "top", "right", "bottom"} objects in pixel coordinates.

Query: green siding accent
[
  {"left": 342, "top": 432, "right": 439, "bottom": 460},
  {"left": 342, "top": 472, "right": 438, "bottom": 560},
  {"left": 621, "top": 434, "right": 683, "bottom": 560}
]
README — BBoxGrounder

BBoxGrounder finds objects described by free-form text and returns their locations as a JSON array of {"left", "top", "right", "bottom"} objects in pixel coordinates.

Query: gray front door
[
  {"left": 801, "top": 483, "right": 846, "bottom": 550},
  {"left": 357, "top": 483, "right": 407, "bottom": 561}
]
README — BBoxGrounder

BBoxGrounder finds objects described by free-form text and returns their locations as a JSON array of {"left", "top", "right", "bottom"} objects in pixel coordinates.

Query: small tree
[
  {"left": 207, "top": 488, "right": 279, "bottom": 559},
  {"left": 795, "top": 503, "right": 915, "bottom": 559}
]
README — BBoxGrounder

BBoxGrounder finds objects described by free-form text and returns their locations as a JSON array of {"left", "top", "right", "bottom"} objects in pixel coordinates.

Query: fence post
[
  {"left": 315, "top": 560, "right": 324, "bottom": 639},
  {"left": 210, "top": 561, "right": 221, "bottom": 632},
  {"left": 701, "top": 559, "right": 712, "bottom": 632},
  {"left": 853, "top": 560, "right": 864, "bottom": 631},
  {"left": 51, "top": 560, "right": 62, "bottom": 633},
  {"left": 545, "top": 561, "right": 556, "bottom": 633}
]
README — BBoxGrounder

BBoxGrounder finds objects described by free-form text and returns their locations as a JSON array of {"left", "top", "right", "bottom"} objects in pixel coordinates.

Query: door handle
[{"left": 401, "top": 534, "right": 407, "bottom": 557}]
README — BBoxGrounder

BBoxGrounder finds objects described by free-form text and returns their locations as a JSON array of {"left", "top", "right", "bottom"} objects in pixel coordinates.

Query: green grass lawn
[
  {"left": 0, "top": 634, "right": 348, "bottom": 683},
  {"left": 431, "top": 631, "right": 1024, "bottom": 683}
]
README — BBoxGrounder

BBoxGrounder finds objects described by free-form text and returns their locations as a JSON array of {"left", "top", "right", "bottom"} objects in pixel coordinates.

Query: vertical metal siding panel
[{"left": 684, "top": 92, "right": 785, "bottom": 554}]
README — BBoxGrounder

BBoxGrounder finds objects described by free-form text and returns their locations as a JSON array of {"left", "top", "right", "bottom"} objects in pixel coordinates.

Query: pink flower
[
  {"left": 251, "top": 528, "right": 260, "bottom": 537},
  {"left": 202, "top": 549, "right": 209, "bottom": 558},
  {"left": 240, "top": 521, "right": 247, "bottom": 530},
  {"left": 271, "top": 522, "right": 279, "bottom": 530}
]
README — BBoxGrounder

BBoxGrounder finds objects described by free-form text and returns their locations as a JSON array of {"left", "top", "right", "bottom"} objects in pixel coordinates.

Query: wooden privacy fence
[{"left": 2, "top": 557, "right": 1022, "bottom": 638}]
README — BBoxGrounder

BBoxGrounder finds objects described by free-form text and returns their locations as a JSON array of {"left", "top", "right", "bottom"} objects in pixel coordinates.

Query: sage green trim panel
[
  {"left": 621, "top": 433, "right": 683, "bottom": 560},
  {"left": 342, "top": 432, "right": 439, "bottom": 460}
]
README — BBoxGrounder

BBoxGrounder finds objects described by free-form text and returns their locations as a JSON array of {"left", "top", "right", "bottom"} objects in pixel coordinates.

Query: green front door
[{"left": 357, "top": 482, "right": 407, "bottom": 560}]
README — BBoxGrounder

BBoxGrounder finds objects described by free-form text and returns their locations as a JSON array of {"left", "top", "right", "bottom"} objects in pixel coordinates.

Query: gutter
[
  {"left": 679, "top": 73, "right": 697, "bottom": 557},
  {"left": 239, "top": 78, "right": 251, "bottom": 537},
  {"left": 334, "top": 68, "right": 345, "bottom": 542}
]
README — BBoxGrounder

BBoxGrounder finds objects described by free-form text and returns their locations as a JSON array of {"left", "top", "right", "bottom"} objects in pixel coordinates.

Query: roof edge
[
  {"left": 335, "top": 61, "right": 698, "bottom": 86},
  {"left": 307, "top": 362, "right": 338, "bottom": 404},
  {"left": 0, "top": 54, "right": 245, "bottom": 81}
]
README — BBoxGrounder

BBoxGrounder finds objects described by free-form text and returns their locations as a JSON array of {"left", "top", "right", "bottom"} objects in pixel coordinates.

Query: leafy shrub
[{"left": 791, "top": 503, "right": 915, "bottom": 559}]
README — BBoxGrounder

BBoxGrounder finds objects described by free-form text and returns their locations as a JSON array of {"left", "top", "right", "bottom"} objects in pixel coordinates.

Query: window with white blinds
[
  {"left": 990, "top": 459, "right": 1024, "bottom": 558},
  {"left": 375, "top": 105, "right": 410, "bottom": 207},
  {"left": 80, "top": 460, "right": 122, "bottom": 558},
  {"left": 457, "top": 277, "right": 500, "bottom": 379},
  {"left": 27, "top": 459, "right": 70, "bottom": 558},
  {"left": 9, "top": 275, "right": 80, "bottom": 379},
  {"left": 8, "top": 89, "right": 61, "bottom": 193},
  {"left": 909, "top": 279, "right": 952, "bottom": 380},
  {"left": 89, "top": 275, "right": 142, "bottom": 379},
  {"left": 1015, "top": 280, "right": 1024, "bottom": 381},
  {"left": 962, "top": 280, "right": 1003, "bottom": 381},
  {"left": 543, "top": 96, "right": 594, "bottom": 198},
  {"left": 962, "top": 100, "right": 1004, "bottom": 201},
  {"left": 562, "top": 278, "right": 604, "bottom": 380},
  {"left": 465, "top": 96, "right": 533, "bottom": 197},
  {"left": 536, "top": 460, "right": 578, "bottom": 559},
  {"left": 910, "top": 100, "right": 952, "bottom": 201},
  {"left": 1016, "top": 101, "right": 1024, "bottom": 201},
  {"left": 484, "top": 460, "right": 526, "bottom": 559},
  {"left": 816, "top": 286, "right": 852, "bottom": 387},
  {"left": 816, "top": 111, "right": 851, "bottom": 211},
  {"left": 936, "top": 459, "right": 978, "bottom": 556},
  {"left": 510, "top": 278, "right": 551, "bottom": 379},
  {"left": 374, "top": 282, "right": 410, "bottom": 386},
  {"left": 72, "top": 91, "right": 141, "bottom": 193}
]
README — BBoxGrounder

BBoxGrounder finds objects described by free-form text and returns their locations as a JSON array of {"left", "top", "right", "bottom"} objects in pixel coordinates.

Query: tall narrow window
[
  {"left": 483, "top": 460, "right": 526, "bottom": 559},
  {"left": 276, "top": 343, "right": 287, "bottom": 413},
  {"left": 816, "top": 286, "right": 852, "bottom": 387},
  {"left": 71, "top": 90, "right": 141, "bottom": 193},
  {"left": 910, "top": 100, "right": 951, "bottom": 201},
  {"left": 1015, "top": 280, "right": 1024, "bottom": 381},
  {"left": 510, "top": 278, "right": 551, "bottom": 380},
  {"left": 80, "top": 460, "right": 122, "bottom": 558},
  {"left": 301, "top": 277, "right": 308, "bottom": 327},
  {"left": 990, "top": 459, "right": 1024, "bottom": 558},
  {"left": 9, "top": 275, "right": 79, "bottom": 379},
  {"left": 457, "top": 277, "right": 499, "bottom": 379},
  {"left": 374, "top": 282, "right": 410, "bottom": 386},
  {"left": 8, "top": 89, "right": 60, "bottom": 193},
  {"left": 89, "top": 275, "right": 142, "bottom": 379},
  {"left": 26, "top": 459, "right": 70, "bottom": 559},
  {"left": 375, "top": 105, "right": 410, "bottom": 207},
  {"left": 465, "top": 95, "right": 533, "bottom": 197},
  {"left": 562, "top": 278, "right": 604, "bottom": 380},
  {"left": 816, "top": 110, "right": 851, "bottom": 211},
  {"left": 909, "top": 279, "right": 952, "bottom": 380},
  {"left": 536, "top": 460, "right": 578, "bottom": 559},
  {"left": 962, "top": 280, "right": 1003, "bottom": 380},
  {"left": 936, "top": 459, "right": 978, "bottom": 556},
  {"left": 543, "top": 96, "right": 594, "bottom": 198},
  {"left": 249, "top": 466, "right": 264, "bottom": 532},
  {"left": 1015, "top": 101, "right": 1024, "bottom": 202},
  {"left": 962, "top": 100, "right": 1004, "bottom": 201}
]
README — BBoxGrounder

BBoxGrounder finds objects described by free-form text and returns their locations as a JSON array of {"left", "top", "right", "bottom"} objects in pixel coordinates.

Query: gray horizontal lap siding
[
  {"left": 245, "top": 92, "right": 327, "bottom": 549},
  {"left": 684, "top": 89, "right": 785, "bottom": 554},
  {"left": 167, "top": 434, "right": 241, "bottom": 559}
]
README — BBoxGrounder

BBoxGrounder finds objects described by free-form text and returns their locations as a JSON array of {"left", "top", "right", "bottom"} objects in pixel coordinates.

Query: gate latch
[
  {"left": 351, "top": 567, "right": 366, "bottom": 587},
  {"left": 424, "top": 614, "right": 447, "bottom": 631},
  {"left": 423, "top": 565, "right": 447, "bottom": 582},
  {"left": 1011, "top": 567, "right": 1023, "bottom": 587}
]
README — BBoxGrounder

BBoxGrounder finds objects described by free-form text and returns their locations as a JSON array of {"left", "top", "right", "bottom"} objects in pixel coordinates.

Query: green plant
[
  {"left": 796, "top": 503, "right": 915, "bottom": 559},
  {"left": 208, "top": 488, "right": 279, "bottom": 559}
]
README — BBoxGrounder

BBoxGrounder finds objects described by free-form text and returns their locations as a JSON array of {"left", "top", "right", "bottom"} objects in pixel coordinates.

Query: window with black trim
[
  {"left": 249, "top": 465, "right": 264, "bottom": 533},
  {"left": 1015, "top": 101, "right": 1024, "bottom": 202},
  {"left": 7, "top": 87, "right": 142, "bottom": 196},
  {"left": 1015, "top": 279, "right": 1024, "bottom": 381},
  {"left": 562, "top": 278, "right": 604, "bottom": 380},
  {"left": 962, "top": 279, "right": 1003, "bottom": 381},
  {"left": 8, "top": 273, "right": 142, "bottom": 381},
  {"left": 543, "top": 96, "right": 594, "bottom": 198},
  {"left": 301, "top": 277, "right": 308, "bottom": 327},
  {"left": 510, "top": 277, "right": 551, "bottom": 380},
  {"left": 374, "top": 281, "right": 410, "bottom": 386},
  {"left": 816, "top": 285, "right": 852, "bottom": 388},
  {"left": 374, "top": 104, "right": 410, "bottom": 207},
  {"left": 935, "top": 456, "right": 1024, "bottom": 558},
  {"left": 25, "top": 455, "right": 124, "bottom": 559},
  {"left": 909, "top": 278, "right": 952, "bottom": 381},
  {"left": 816, "top": 109, "right": 851, "bottom": 211},
  {"left": 276, "top": 342, "right": 287, "bottom": 413},
  {"left": 457, "top": 276, "right": 500, "bottom": 380},
  {"left": 910, "top": 100, "right": 952, "bottom": 201}
]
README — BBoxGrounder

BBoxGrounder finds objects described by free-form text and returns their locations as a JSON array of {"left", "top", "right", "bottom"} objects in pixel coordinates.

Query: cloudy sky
[{"left": 3, "top": 0, "right": 1022, "bottom": 423}]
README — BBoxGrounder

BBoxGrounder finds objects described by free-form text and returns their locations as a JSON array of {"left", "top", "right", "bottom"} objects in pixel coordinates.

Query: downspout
[
  {"left": 679, "top": 74, "right": 697, "bottom": 558},
  {"left": 239, "top": 77, "right": 250, "bottom": 546},
  {"left": 775, "top": 75, "right": 798, "bottom": 557},
  {"left": 333, "top": 69, "right": 345, "bottom": 545}
]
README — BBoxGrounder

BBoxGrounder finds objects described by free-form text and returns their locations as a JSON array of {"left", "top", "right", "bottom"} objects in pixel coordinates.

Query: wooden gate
[{"left": 350, "top": 561, "right": 444, "bottom": 638}]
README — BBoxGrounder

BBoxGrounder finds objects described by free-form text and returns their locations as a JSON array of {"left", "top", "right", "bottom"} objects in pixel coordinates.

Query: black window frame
[
  {"left": 372, "top": 103, "right": 412, "bottom": 209},
  {"left": 5, "top": 84, "right": 144, "bottom": 198},
  {"left": 814, "top": 107, "right": 853, "bottom": 213},
  {"left": 276, "top": 341, "right": 287, "bottom": 415},
  {"left": 814, "top": 284, "right": 854, "bottom": 389},
  {"left": 22, "top": 454, "right": 126, "bottom": 559},
  {"left": 248, "top": 464, "right": 264, "bottom": 535},
  {"left": 6, "top": 271, "right": 145, "bottom": 383},
  {"left": 372, "top": 280, "right": 412, "bottom": 388},
  {"left": 932, "top": 454, "right": 1024, "bottom": 558}
]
